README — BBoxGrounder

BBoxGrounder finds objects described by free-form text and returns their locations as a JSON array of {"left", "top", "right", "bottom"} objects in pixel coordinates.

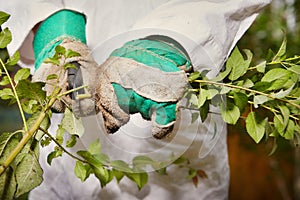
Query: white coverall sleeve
[{"left": 93, "top": 0, "right": 272, "bottom": 77}]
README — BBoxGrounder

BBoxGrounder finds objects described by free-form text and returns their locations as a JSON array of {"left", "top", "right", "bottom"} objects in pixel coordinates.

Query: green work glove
[
  {"left": 32, "top": 9, "right": 96, "bottom": 115},
  {"left": 95, "top": 38, "right": 192, "bottom": 138}
]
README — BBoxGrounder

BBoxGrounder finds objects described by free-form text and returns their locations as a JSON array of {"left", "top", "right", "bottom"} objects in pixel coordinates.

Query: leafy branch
[{"left": 186, "top": 37, "right": 299, "bottom": 144}]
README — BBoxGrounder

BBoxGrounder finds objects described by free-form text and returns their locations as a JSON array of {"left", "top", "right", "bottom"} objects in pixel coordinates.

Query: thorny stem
[{"left": 0, "top": 59, "right": 28, "bottom": 132}]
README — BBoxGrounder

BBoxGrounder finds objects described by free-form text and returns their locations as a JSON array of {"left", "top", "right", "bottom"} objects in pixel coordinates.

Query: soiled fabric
[{"left": 0, "top": 0, "right": 271, "bottom": 199}]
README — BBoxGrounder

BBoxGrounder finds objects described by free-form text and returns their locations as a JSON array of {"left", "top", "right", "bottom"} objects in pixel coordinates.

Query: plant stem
[
  {"left": 57, "top": 85, "right": 89, "bottom": 98},
  {"left": 0, "top": 87, "right": 60, "bottom": 175},
  {"left": 0, "top": 59, "right": 28, "bottom": 132},
  {"left": 0, "top": 111, "right": 45, "bottom": 175},
  {"left": 268, "top": 56, "right": 300, "bottom": 65},
  {"left": 38, "top": 127, "right": 86, "bottom": 163},
  {"left": 191, "top": 79, "right": 300, "bottom": 110}
]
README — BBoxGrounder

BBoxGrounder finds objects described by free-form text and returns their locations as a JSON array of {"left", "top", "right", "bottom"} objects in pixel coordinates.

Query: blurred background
[
  {"left": 0, "top": 0, "right": 299, "bottom": 199},
  {"left": 230, "top": 0, "right": 300, "bottom": 199}
]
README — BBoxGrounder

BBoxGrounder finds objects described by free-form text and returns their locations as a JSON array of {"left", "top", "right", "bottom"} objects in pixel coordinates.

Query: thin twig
[
  {"left": 38, "top": 127, "right": 87, "bottom": 163},
  {"left": 0, "top": 59, "right": 28, "bottom": 132},
  {"left": 191, "top": 79, "right": 300, "bottom": 110}
]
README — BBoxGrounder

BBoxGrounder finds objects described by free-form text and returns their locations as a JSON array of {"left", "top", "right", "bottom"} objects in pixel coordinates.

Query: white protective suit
[{"left": 1, "top": 0, "right": 271, "bottom": 199}]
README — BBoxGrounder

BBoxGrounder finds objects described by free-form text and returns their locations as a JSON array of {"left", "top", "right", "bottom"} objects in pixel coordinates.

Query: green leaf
[
  {"left": 233, "top": 92, "right": 248, "bottom": 112},
  {"left": 252, "top": 81, "right": 272, "bottom": 92},
  {"left": 212, "top": 61, "right": 233, "bottom": 82},
  {"left": 172, "top": 156, "right": 188, "bottom": 165},
  {"left": 0, "top": 76, "right": 9, "bottom": 86},
  {"left": 207, "top": 89, "right": 219, "bottom": 100},
  {"left": 228, "top": 47, "right": 252, "bottom": 81},
  {"left": 55, "top": 45, "right": 66, "bottom": 55},
  {"left": 40, "top": 136, "right": 51, "bottom": 147},
  {"left": 242, "top": 79, "right": 254, "bottom": 88},
  {"left": 15, "top": 153, "right": 43, "bottom": 197},
  {"left": 93, "top": 166, "right": 111, "bottom": 187},
  {"left": 191, "top": 112, "right": 199, "bottom": 124},
  {"left": 188, "top": 93, "right": 198, "bottom": 107},
  {"left": 26, "top": 112, "right": 50, "bottom": 141},
  {"left": 188, "top": 71, "right": 201, "bottom": 81},
  {"left": 21, "top": 99, "right": 39, "bottom": 114},
  {"left": 253, "top": 95, "right": 269, "bottom": 108},
  {"left": 16, "top": 80, "right": 46, "bottom": 104},
  {"left": 261, "top": 68, "right": 291, "bottom": 90},
  {"left": 0, "top": 11, "right": 10, "bottom": 26},
  {"left": 198, "top": 89, "right": 209, "bottom": 108},
  {"left": 126, "top": 172, "right": 148, "bottom": 190},
  {"left": 287, "top": 64, "right": 300, "bottom": 75},
  {"left": 5, "top": 51, "right": 20, "bottom": 66},
  {"left": 66, "top": 135, "right": 77, "bottom": 148},
  {"left": 64, "top": 63, "right": 78, "bottom": 70},
  {"left": 273, "top": 83, "right": 296, "bottom": 98},
  {"left": 61, "top": 108, "right": 84, "bottom": 137},
  {"left": 14, "top": 68, "right": 30, "bottom": 84},
  {"left": 77, "top": 150, "right": 108, "bottom": 168},
  {"left": 274, "top": 114, "right": 286, "bottom": 135},
  {"left": 94, "top": 153, "right": 110, "bottom": 166},
  {"left": 246, "top": 112, "right": 267, "bottom": 143},
  {"left": 132, "top": 156, "right": 154, "bottom": 170},
  {"left": 110, "top": 160, "right": 132, "bottom": 173},
  {"left": 0, "top": 88, "right": 14, "bottom": 100},
  {"left": 0, "top": 28, "right": 12, "bottom": 48},
  {"left": 112, "top": 169, "right": 124, "bottom": 183},
  {"left": 0, "top": 166, "right": 16, "bottom": 200},
  {"left": 256, "top": 61, "right": 267, "bottom": 73},
  {"left": 199, "top": 100, "right": 210, "bottom": 122},
  {"left": 261, "top": 68, "right": 289, "bottom": 82},
  {"left": 47, "top": 149, "right": 63, "bottom": 165},
  {"left": 88, "top": 139, "right": 101, "bottom": 155},
  {"left": 43, "top": 57, "right": 60, "bottom": 66},
  {"left": 74, "top": 161, "right": 92, "bottom": 182},
  {"left": 55, "top": 125, "right": 65, "bottom": 145},
  {"left": 272, "top": 35, "right": 286, "bottom": 62},
  {"left": 66, "top": 49, "right": 80, "bottom": 58},
  {"left": 279, "top": 105, "right": 290, "bottom": 128},
  {"left": 0, "top": 132, "right": 19, "bottom": 163},
  {"left": 220, "top": 101, "right": 240, "bottom": 124},
  {"left": 220, "top": 86, "right": 232, "bottom": 94},
  {"left": 284, "top": 120, "right": 295, "bottom": 140},
  {"left": 186, "top": 168, "right": 197, "bottom": 179},
  {"left": 46, "top": 74, "right": 58, "bottom": 81},
  {"left": 155, "top": 167, "right": 167, "bottom": 175},
  {"left": 268, "top": 138, "right": 278, "bottom": 156}
]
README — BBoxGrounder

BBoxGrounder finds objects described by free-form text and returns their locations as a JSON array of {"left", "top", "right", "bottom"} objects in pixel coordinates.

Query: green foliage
[
  {"left": 61, "top": 108, "right": 84, "bottom": 137},
  {"left": 187, "top": 38, "right": 300, "bottom": 145}
]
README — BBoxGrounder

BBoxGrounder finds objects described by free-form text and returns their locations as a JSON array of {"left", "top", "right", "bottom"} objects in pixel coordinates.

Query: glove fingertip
[{"left": 152, "top": 120, "right": 175, "bottom": 139}]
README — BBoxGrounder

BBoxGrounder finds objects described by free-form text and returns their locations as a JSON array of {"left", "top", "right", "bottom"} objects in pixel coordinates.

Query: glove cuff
[{"left": 33, "top": 9, "right": 87, "bottom": 70}]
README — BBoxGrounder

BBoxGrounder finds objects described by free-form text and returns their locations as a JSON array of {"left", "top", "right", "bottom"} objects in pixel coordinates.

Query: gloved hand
[
  {"left": 33, "top": 39, "right": 97, "bottom": 115},
  {"left": 32, "top": 10, "right": 96, "bottom": 116},
  {"left": 94, "top": 38, "right": 192, "bottom": 138}
]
